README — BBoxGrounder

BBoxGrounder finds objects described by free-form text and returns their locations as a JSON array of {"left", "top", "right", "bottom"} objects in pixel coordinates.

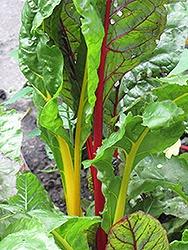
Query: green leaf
[
  {"left": 169, "top": 49, "right": 188, "bottom": 76},
  {"left": 84, "top": 113, "right": 185, "bottom": 232},
  {"left": 37, "top": 43, "right": 64, "bottom": 96},
  {"left": 71, "top": 0, "right": 105, "bottom": 145},
  {"left": 128, "top": 155, "right": 188, "bottom": 204},
  {"left": 127, "top": 187, "right": 171, "bottom": 218},
  {"left": 0, "top": 108, "right": 23, "bottom": 162},
  {"left": 182, "top": 229, "right": 188, "bottom": 241},
  {"left": 142, "top": 100, "right": 184, "bottom": 129},
  {"left": 107, "top": 211, "right": 169, "bottom": 250},
  {"left": 102, "top": 0, "right": 171, "bottom": 125},
  {"left": 28, "top": 209, "right": 69, "bottom": 233},
  {"left": 2, "top": 217, "right": 44, "bottom": 238},
  {"left": 153, "top": 84, "right": 188, "bottom": 114},
  {"left": 163, "top": 197, "right": 188, "bottom": 220},
  {"left": 118, "top": 1, "right": 188, "bottom": 112},
  {"left": 55, "top": 216, "right": 100, "bottom": 250},
  {"left": 170, "top": 229, "right": 188, "bottom": 250},
  {"left": 0, "top": 229, "right": 60, "bottom": 250},
  {"left": 102, "top": 0, "right": 168, "bottom": 101},
  {"left": 9, "top": 172, "right": 53, "bottom": 212},
  {"left": 0, "top": 205, "right": 22, "bottom": 240},
  {"left": 163, "top": 217, "right": 188, "bottom": 243},
  {"left": 4, "top": 207, "right": 100, "bottom": 250},
  {"left": 19, "top": 0, "right": 62, "bottom": 97}
]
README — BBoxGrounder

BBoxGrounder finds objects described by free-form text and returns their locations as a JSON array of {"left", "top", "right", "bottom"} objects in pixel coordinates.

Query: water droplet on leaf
[{"left": 110, "top": 19, "right": 115, "bottom": 25}]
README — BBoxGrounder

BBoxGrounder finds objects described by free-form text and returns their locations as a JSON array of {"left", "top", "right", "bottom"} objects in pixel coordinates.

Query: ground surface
[{"left": 0, "top": 0, "right": 25, "bottom": 95}]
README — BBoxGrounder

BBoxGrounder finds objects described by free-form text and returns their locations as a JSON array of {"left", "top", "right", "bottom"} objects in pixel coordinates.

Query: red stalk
[
  {"left": 88, "top": 1, "right": 112, "bottom": 249},
  {"left": 181, "top": 145, "right": 188, "bottom": 151}
]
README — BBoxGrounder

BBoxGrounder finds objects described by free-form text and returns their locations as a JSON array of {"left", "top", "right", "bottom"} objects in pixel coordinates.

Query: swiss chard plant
[{"left": 1, "top": 0, "right": 188, "bottom": 249}]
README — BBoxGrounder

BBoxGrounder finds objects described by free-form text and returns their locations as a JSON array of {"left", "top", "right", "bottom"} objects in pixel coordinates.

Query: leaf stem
[
  {"left": 114, "top": 128, "right": 149, "bottom": 224},
  {"left": 57, "top": 135, "right": 80, "bottom": 215},
  {"left": 73, "top": 58, "right": 88, "bottom": 216},
  {"left": 91, "top": 1, "right": 112, "bottom": 248},
  {"left": 93, "top": 0, "right": 112, "bottom": 219},
  {"left": 52, "top": 230, "right": 73, "bottom": 250}
]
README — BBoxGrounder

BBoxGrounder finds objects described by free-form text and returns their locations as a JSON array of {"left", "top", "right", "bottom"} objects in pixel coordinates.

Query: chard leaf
[
  {"left": 153, "top": 84, "right": 188, "bottom": 113},
  {"left": 60, "top": 1, "right": 81, "bottom": 58},
  {"left": 9, "top": 172, "right": 53, "bottom": 212},
  {"left": 170, "top": 229, "right": 188, "bottom": 250},
  {"left": 0, "top": 229, "right": 60, "bottom": 250},
  {"left": 19, "top": 0, "right": 62, "bottom": 97},
  {"left": 107, "top": 211, "right": 169, "bottom": 250},
  {"left": 163, "top": 197, "right": 188, "bottom": 220},
  {"left": 39, "top": 96, "right": 72, "bottom": 148},
  {"left": 101, "top": 0, "right": 168, "bottom": 100},
  {"left": 72, "top": 0, "right": 105, "bottom": 145},
  {"left": 142, "top": 100, "right": 184, "bottom": 129},
  {"left": 169, "top": 49, "right": 188, "bottom": 76},
  {"left": 128, "top": 155, "right": 188, "bottom": 203},
  {"left": 45, "top": 2, "right": 82, "bottom": 112},
  {"left": 119, "top": 1, "right": 188, "bottom": 112},
  {"left": 84, "top": 112, "right": 185, "bottom": 232},
  {"left": 55, "top": 216, "right": 100, "bottom": 250}
]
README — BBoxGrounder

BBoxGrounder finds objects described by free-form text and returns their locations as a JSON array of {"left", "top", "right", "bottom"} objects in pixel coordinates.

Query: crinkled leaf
[
  {"left": 46, "top": 2, "right": 82, "bottom": 112},
  {"left": 127, "top": 187, "right": 173, "bottom": 218},
  {"left": 119, "top": 1, "right": 188, "bottom": 112},
  {"left": 142, "top": 100, "right": 184, "bottom": 129},
  {"left": 102, "top": 0, "right": 168, "bottom": 100},
  {"left": 163, "top": 197, "right": 188, "bottom": 220},
  {"left": 60, "top": 1, "right": 81, "bottom": 58},
  {"left": 19, "top": 0, "right": 62, "bottom": 96},
  {"left": 9, "top": 172, "right": 53, "bottom": 212},
  {"left": 128, "top": 155, "right": 188, "bottom": 203},
  {"left": 0, "top": 229, "right": 60, "bottom": 250},
  {"left": 107, "top": 211, "right": 169, "bottom": 250}
]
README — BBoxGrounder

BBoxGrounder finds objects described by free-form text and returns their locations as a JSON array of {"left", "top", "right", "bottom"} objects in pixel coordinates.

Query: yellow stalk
[
  {"left": 113, "top": 128, "right": 149, "bottom": 224},
  {"left": 57, "top": 135, "right": 80, "bottom": 215},
  {"left": 73, "top": 59, "right": 88, "bottom": 216}
]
